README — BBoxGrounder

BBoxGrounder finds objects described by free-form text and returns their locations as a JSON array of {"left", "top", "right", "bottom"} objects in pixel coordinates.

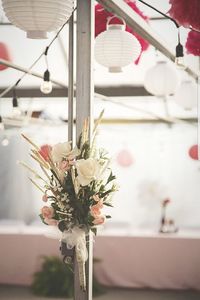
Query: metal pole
[
  {"left": 75, "top": 0, "right": 94, "bottom": 299},
  {"left": 68, "top": 13, "right": 74, "bottom": 143},
  {"left": 76, "top": 0, "right": 94, "bottom": 137}
]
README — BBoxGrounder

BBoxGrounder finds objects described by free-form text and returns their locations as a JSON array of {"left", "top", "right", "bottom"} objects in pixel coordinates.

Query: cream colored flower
[
  {"left": 76, "top": 158, "right": 100, "bottom": 186},
  {"left": 51, "top": 142, "right": 79, "bottom": 163}
]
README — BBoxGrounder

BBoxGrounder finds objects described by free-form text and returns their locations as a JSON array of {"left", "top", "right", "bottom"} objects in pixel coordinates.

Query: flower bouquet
[{"left": 20, "top": 113, "right": 117, "bottom": 290}]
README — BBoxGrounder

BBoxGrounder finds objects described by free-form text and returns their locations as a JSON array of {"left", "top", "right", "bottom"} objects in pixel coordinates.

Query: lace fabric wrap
[{"left": 62, "top": 226, "right": 88, "bottom": 290}]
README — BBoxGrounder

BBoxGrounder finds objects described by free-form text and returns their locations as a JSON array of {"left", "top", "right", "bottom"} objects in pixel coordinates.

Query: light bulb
[
  {"left": 175, "top": 42, "right": 185, "bottom": 70},
  {"left": 12, "top": 107, "right": 21, "bottom": 117},
  {"left": 0, "top": 116, "right": 4, "bottom": 130},
  {"left": 175, "top": 57, "right": 185, "bottom": 70},
  {"left": 2, "top": 136, "right": 9, "bottom": 146},
  {"left": 12, "top": 96, "right": 21, "bottom": 117},
  {"left": 40, "top": 69, "right": 52, "bottom": 94},
  {"left": 40, "top": 80, "right": 53, "bottom": 94}
]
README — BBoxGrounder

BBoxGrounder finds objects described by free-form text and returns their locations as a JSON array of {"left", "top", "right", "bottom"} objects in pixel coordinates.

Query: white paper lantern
[
  {"left": 174, "top": 80, "right": 197, "bottom": 110},
  {"left": 144, "top": 61, "right": 179, "bottom": 96},
  {"left": 2, "top": 0, "right": 74, "bottom": 39},
  {"left": 95, "top": 19, "right": 141, "bottom": 73}
]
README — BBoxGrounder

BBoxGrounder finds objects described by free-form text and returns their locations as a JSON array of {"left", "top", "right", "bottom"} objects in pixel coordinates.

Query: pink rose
[
  {"left": 93, "top": 194, "right": 101, "bottom": 202},
  {"left": 41, "top": 206, "right": 54, "bottom": 219},
  {"left": 93, "top": 215, "right": 105, "bottom": 225},
  {"left": 44, "top": 218, "right": 58, "bottom": 226},
  {"left": 90, "top": 200, "right": 103, "bottom": 218},
  {"left": 42, "top": 194, "right": 48, "bottom": 202},
  {"left": 58, "top": 160, "right": 70, "bottom": 171},
  {"left": 39, "top": 144, "right": 52, "bottom": 161}
]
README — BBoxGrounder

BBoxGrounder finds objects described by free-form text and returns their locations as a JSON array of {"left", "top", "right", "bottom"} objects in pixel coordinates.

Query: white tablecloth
[{"left": 0, "top": 226, "right": 200, "bottom": 289}]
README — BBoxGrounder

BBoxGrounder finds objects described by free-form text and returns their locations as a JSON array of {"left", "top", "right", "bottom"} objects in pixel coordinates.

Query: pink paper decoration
[
  {"left": 186, "top": 30, "right": 200, "bottom": 56},
  {"left": 168, "top": 0, "right": 200, "bottom": 31},
  {"left": 95, "top": 1, "right": 149, "bottom": 64},
  {"left": 0, "top": 42, "right": 11, "bottom": 71},
  {"left": 188, "top": 145, "right": 198, "bottom": 160},
  {"left": 116, "top": 149, "right": 134, "bottom": 167}
]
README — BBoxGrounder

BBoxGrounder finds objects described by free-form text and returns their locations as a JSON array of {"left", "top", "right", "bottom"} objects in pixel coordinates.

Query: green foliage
[
  {"left": 31, "top": 256, "right": 105, "bottom": 298},
  {"left": 32, "top": 256, "right": 74, "bottom": 298}
]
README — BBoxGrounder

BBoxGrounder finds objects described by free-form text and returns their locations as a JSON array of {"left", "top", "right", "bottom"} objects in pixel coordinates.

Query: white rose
[
  {"left": 76, "top": 158, "right": 100, "bottom": 186},
  {"left": 52, "top": 142, "right": 80, "bottom": 163}
]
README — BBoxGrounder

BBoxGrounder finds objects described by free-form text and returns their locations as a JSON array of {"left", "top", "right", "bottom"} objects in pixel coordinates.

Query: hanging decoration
[
  {"left": 95, "top": 1, "right": 149, "bottom": 64},
  {"left": 0, "top": 42, "right": 11, "bottom": 71},
  {"left": 185, "top": 30, "right": 200, "bottom": 56},
  {"left": 2, "top": 0, "right": 74, "bottom": 39},
  {"left": 188, "top": 145, "right": 198, "bottom": 160},
  {"left": 116, "top": 149, "right": 134, "bottom": 167},
  {"left": 168, "top": 0, "right": 200, "bottom": 31},
  {"left": 144, "top": 61, "right": 179, "bottom": 97},
  {"left": 174, "top": 79, "right": 197, "bottom": 110},
  {"left": 95, "top": 16, "right": 141, "bottom": 72}
]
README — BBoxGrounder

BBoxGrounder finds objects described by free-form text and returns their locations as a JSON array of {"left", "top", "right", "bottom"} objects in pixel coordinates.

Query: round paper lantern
[
  {"left": 116, "top": 149, "right": 134, "bottom": 167},
  {"left": 0, "top": 42, "right": 11, "bottom": 71},
  {"left": 95, "top": 2, "right": 149, "bottom": 64},
  {"left": 95, "top": 19, "right": 141, "bottom": 72},
  {"left": 186, "top": 30, "right": 200, "bottom": 56},
  {"left": 144, "top": 61, "right": 179, "bottom": 97},
  {"left": 2, "top": 0, "right": 74, "bottom": 39},
  {"left": 188, "top": 145, "right": 198, "bottom": 160},
  {"left": 174, "top": 80, "right": 197, "bottom": 110},
  {"left": 168, "top": 0, "right": 200, "bottom": 31}
]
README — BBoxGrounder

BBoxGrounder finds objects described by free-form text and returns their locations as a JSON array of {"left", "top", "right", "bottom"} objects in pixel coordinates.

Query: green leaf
[
  {"left": 103, "top": 202, "right": 113, "bottom": 207},
  {"left": 106, "top": 171, "right": 116, "bottom": 184},
  {"left": 39, "top": 214, "right": 48, "bottom": 225},
  {"left": 91, "top": 227, "right": 97, "bottom": 236}
]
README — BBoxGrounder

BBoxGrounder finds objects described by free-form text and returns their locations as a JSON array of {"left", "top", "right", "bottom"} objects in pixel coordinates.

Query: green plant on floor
[{"left": 31, "top": 256, "right": 105, "bottom": 298}]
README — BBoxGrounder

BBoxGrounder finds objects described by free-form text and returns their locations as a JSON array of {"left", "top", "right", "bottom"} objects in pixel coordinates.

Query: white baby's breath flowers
[{"left": 76, "top": 158, "right": 100, "bottom": 186}]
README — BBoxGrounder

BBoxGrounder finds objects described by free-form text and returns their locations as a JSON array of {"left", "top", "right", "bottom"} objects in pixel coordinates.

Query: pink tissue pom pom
[
  {"left": 186, "top": 30, "right": 200, "bottom": 56},
  {"left": 168, "top": 0, "right": 200, "bottom": 31}
]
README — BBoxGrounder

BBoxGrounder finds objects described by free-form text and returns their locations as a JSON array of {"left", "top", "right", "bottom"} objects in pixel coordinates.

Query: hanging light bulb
[
  {"left": 40, "top": 47, "right": 53, "bottom": 94},
  {"left": 0, "top": 115, "right": 4, "bottom": 130},
  {"left": 175, "top": 28, "right": 185, "bottom": 69},
  {"left": 12, "top": 90, "right": 21, "bottom": 117},
  {"left": 1, "top": 136, "right": 9, "bottom": 146},
  {"left": 40, "top": 70, "right": 53, "bottom": 94}
]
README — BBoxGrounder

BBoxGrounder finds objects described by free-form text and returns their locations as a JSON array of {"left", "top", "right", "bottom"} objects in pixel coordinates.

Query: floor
[{"left": 0, "top": 285, "right": 200, "bottom": 300}]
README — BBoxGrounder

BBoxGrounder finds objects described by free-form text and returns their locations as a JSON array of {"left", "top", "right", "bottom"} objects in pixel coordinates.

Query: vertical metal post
[
  {"left": 68, "top": 13, "right": 74, "bottom": 143},
  {"left": 76, "top": 0, "right": 94, "bottom": 137},
  {"left": 75, "top": 0, "right": 94, "bottom": 299}
]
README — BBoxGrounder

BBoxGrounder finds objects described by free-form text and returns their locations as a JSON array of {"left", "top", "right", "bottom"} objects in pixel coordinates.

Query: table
[
  {"left": 0, "top": 226, "right": 200, "bottom": 289},
  {"left": 93, "top": 232, "right": 200, "bottom": 290}
]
